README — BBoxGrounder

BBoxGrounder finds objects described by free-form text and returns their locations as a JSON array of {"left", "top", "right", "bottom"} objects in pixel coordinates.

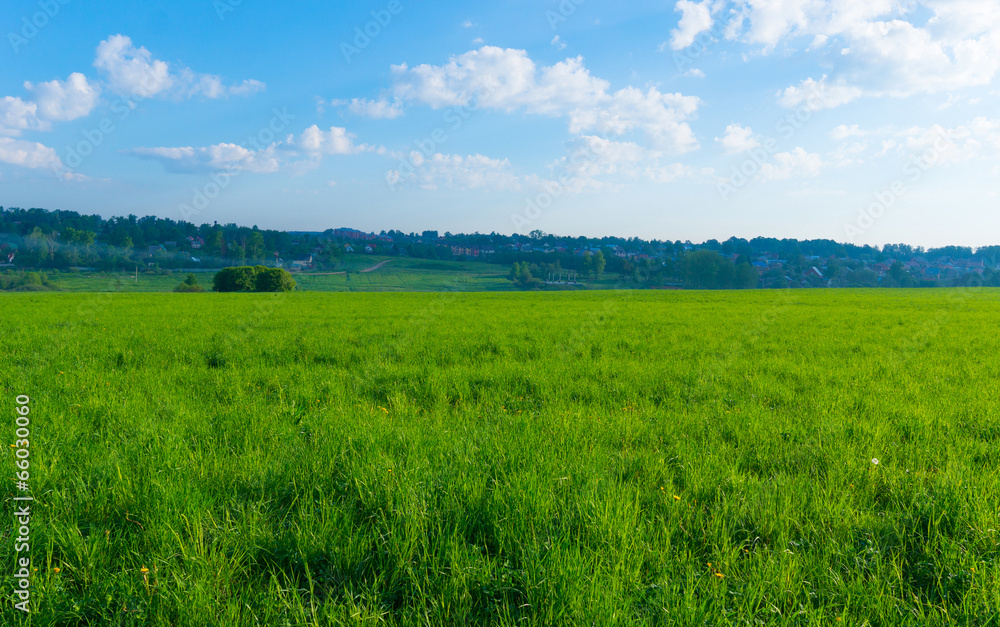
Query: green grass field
[
  {"left": 37, "top": 256, "right": 521, "bottom": 294},
  {"left": 2, "top": 289, "right": 999, "bottom": 625},
  {"left": 32, "top": 256, "right": 619, "bottom": 294}
]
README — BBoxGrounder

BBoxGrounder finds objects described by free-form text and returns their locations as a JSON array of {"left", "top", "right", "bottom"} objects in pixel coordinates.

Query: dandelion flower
[
  {"left": 673, "top": 495, "right": 681, "bottom": 501},
  {"left": 714, "top": 572, "right": 724, "bottom": 578},
  {"left": 53, "top": 567, "right": 61, "bottom": 573},
  {"left": 140, "top": 567, "right": 149, "bottom": 574}
]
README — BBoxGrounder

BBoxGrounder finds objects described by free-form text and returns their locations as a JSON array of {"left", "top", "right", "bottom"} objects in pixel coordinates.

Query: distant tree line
[
  {"left": 0, "top": 207, "right": 322, "bottom": 271},
  {"left": 5, "top": 206, "right": 1000, "bottom": 290}
]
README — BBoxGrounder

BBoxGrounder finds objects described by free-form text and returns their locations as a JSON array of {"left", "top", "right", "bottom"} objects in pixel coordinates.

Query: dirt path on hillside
[{"left": 360, "top": 260, "right": 392, "bottom": 273}]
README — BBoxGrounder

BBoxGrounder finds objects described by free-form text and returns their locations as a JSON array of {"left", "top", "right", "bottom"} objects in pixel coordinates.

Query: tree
[
  {"left": 733, "top": 262, "right": 758, "bottom": 289},
  {"left": 508, "top": 261, "right": 539, "bottom": 288},
  {"left": 619, "top": 260, "right": 635, "bottom": 280},
  {"left": 886, "top": 261, "right": 915, "bottom": 288},
  {"left": 591, "top": 250, "right": 606, "bottom": 277},
  {"left": 685, "top": 250, "right": 738, "bottom": 289},
  {"left": 255, "top": 268, "right": 297, "bottom": 292},
  {"left": 213, "top": 266, "right": 295, "bottom": 292},
  {"left": 174, "top": 273, "right": 204, "bottom": 292},
  {"left": 60, "top": 227, "right": 96, "bottom": 247},
  {"left": 206, "top": 230, "right": 226, "bottom": 257},
  {"left": 247, "top": 230, "right": 265, "bottom": 259},
  {"left": 213, "top": 266, "right": 258, "bottom": 292}
]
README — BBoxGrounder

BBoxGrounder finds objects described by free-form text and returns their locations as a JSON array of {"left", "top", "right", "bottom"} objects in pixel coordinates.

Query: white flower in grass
[{"left": 871, "top": 458, "right": 879, "bottom": 466}]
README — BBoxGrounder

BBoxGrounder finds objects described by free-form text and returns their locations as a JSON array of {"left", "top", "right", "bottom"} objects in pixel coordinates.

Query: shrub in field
[
  {"left": 0, "top": 269, "right": 59, "bottom": 291},
  {"left": 173, "top": 274, "right": 204, "bottom": 293},
  {"left": 508, "top": 261, "right": 542, "bottom": 288},
  {"left": 214, "top": 266, "right": 260, "bottom": 292},
  {"left": 213, "top": 266, "right": 296, "bottom": 292},
  {"left": 255, "top": 267, "right": 297, "bottom": 292}
]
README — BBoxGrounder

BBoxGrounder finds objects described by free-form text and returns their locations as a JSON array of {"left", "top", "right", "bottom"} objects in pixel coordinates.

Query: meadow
[
  {"left": 39, "top": 256, "right": 522, "bottom": 294},
  {"left": 1, "top": 289, "right": 998, "bottom": 625}
]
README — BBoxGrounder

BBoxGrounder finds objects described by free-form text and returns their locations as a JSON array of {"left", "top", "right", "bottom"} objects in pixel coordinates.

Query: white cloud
[
  {"left": 551, "top": 35, "right": 567, "bottom": 50},
  {"left": 389, "top": 152, "right": 522, "bottom": 191},
  {"left": 820, "top": 116, "right": 1000, "bottom": 166},
  {"left": 129, "top": 143, "right": 282, "bottom": 174},
  {"left": 129, "top": 124, "right": 376, "bottom": 174},
  {"left": 0, "top": 137, "right": 63, "bottom": 171},
  {"left": 896, "top": 123, "right": 982, "bottom": 166},
  {"left": 343, "top": 98, "right": 404, "bottom": 119},
  {"left": 829, "top": 124, "right": 866, "bottom": 140},
  {"left": 759, "top": 147, "right": 824, "bottom": 180},
  {"left": 94, "top": 35, "right": 173, "bottom": 98},
  {"left": 725, "top": 1, "right": 1000, "bottom": 107},
  {"left": 295, "top": 125, "right": 370, "bottom": 155},
  {"left": 180, "top": 73, "right": 265, "bottom": 99},
  {"left": 389, "top": 46, "right": 701, "bottom": 152},
  {"left": 547, "top": 135, "right": 696, "bottom": 191},
  {"left": 671, "top": 0, "right": 714, "bottom": 50},
  {"left": 23, "top": 73, "right": 100, "bottom": 122},
  {"left": 716, "top": 123, "right": 759, "bottom": 154},
  {"left": 827, "top": 140, "right": 869, "bottom": 167},
  {"left": 777, "top": 76, "right": 862, "bottom": 110},
  {"left": 683, "top": 68, "right": 706, "bottom": 78},
  {"left": 93, "top": 34, "right": 264, "bottom": 100},
  {"left": 0, "top": 97, "right": 48, "bottom": 136}
]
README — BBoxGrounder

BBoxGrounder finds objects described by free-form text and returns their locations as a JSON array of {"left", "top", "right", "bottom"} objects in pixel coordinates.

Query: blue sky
[{"left": 2, "top": 0, "right": 999, "bottom": 247}]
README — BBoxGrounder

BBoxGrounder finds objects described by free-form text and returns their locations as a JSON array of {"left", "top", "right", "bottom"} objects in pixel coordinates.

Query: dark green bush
[
  {"left": 212, "top": 266, "right": 296, "bottom": 292},
  {"left": 174, "top": 274, "right": 204, "bottom": 293},
  {"left": 256, "top": 268, "right": 297, "bottom": 292}
]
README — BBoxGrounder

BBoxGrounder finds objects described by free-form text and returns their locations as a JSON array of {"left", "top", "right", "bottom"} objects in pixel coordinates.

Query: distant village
[{"left": 2, "top": 207, "right": 999, "bottom": 289}]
